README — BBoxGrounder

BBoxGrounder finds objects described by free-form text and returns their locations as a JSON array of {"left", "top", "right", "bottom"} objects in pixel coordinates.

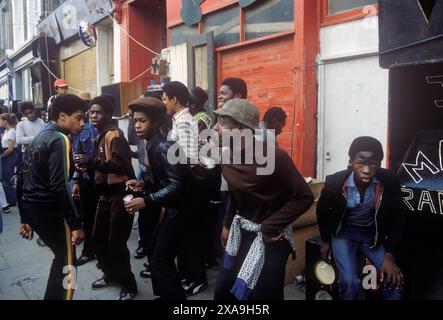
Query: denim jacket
[{"left": 71, "top": 123, "right": 98, "bottom": 180}]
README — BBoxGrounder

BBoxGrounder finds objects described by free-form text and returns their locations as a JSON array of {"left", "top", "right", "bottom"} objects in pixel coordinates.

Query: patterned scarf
[{"left": 223, "top": 215, "right": 296, "bottom": 300}]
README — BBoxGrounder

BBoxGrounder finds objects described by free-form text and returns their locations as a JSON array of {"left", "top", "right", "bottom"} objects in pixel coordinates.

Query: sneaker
[
  {"left": 118, "top": 290, "right": 137, "bottom": 300},
  {"left": 2, "top": 206, "right": 11, "bottom": 214},
  {"left": 91, "top": 277, "right": 116, "bottom": 290},
  {"left": 36, "top": 237, "right": 46, "bottom": 247},
  {"left": 134, "top": 246, "right": 146, "bottom": 259},
  {"left": 183, "top": 281, "right": 208, "bottom": 297},
  {"left": 143, "top": 262, "right": 149, "bottom": 269},
  {"left": 77, "top": 254, "right": 96, "bottom": 266},
  {"left": 139, "top": 264, "right": 151, "bottom": 278}
]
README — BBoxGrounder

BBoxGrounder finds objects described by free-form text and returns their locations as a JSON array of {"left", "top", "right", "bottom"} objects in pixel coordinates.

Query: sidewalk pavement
[{"left": 0, "top": 207, "right": 305, "bottom": 300}]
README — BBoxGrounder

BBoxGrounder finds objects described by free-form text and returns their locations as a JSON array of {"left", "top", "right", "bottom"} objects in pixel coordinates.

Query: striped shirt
[{"left": 171, "top": 108, "right": 199, "bottom": 164}]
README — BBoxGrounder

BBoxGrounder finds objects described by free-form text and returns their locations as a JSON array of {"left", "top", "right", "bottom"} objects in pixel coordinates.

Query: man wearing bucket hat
[
  {"left": 213, "top": 98, "right": 314, "bottom": 300},
  {"left": 124, "top": 96, "right": 195, "bottom": 300}
]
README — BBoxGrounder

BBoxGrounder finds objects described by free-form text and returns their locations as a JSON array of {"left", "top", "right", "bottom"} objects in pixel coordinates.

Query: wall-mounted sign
[
  {"left": 37, "top": 12, "right": 62, "bottom": 44},
  {"left": 181, "top": 0, "right": 204, "bottom": 26},
  {"left": 53, "top": 0, "right": 112, "bottom": 42}
]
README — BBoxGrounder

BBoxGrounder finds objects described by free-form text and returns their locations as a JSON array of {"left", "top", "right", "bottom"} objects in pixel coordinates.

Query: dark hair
[
  {"left": 89, "top": 95, "right": 115, "bottom": 116},
  {"left": 51, "top": 94, "right": 88, "bottom": 120},
  {"left": 348, "top": 136, "right": 384, "bottom": 161},
  {"left": 0, "top": 113, "right": 17, "bottom": 127},
  {"left": 189, "top": 87, "right": 208, "bottom": 111},
  {"left": 263, "top": 107, "right": 287, "bottom": 124},
  {"left": 221, "top": 77, "right": 248, "bottom": 99},
  {"left": 162, "top": 81, "right": 190, "bottom": 106},
  {"left": 20, "top": 101, "right": 35, "bottom": 113}
]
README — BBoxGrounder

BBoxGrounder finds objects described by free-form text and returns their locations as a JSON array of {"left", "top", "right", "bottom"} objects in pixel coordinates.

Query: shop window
[
  {"left": 170, "top": 24, "right": 198, "bottom": 46},
  {"left": 328, "top": 0, "right": 377, "bottom": 15},
  {"left": 245, "top": 0, "right": 294, "bottom": 41},
  {"left": 203, "top": 5, "right": 240, "bottom": 47}
]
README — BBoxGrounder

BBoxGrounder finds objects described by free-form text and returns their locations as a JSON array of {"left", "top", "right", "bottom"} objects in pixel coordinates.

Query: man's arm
[
  {"left": 384, "top": 170, "right": 407, "bottom": 257},
  {"left": 16, "top": 122, "right": 35, "bottom": 145},
  {"left": 143, "top": 143, "right": 185, "bottom": 207},
  {"left": 316, "top": 179, "right": 337, "bottom": 244},
  {"left": 223, "top": 190, "right": 238, "bottom": 229},
  {"left": 260, "top": 151, "right": 314, "bottom": 236},
  {"left": 49, "top": 134, "right": 82, "bottom": 230}
]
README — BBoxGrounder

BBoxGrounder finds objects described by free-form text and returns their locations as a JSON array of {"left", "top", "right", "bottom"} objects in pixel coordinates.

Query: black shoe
[
  {"left": 36, "top": 237, "right": 46, "bottom": 247},
  {"left": 96, "top": 262, "right": 102, "bottom": 270},
  {"left": 139, "top": 265, "right": 151, "bottom": 278},
  {"left": 2, "top": 206, "right": 11, "bottom": 214},
  {"left": 118, "top": 290, "right": 137, "bottom": 300},
  {"left": 205, "top": 262, "right": 220, "bottom": 271},
  {"left": 143, "top": 262, "right": 149, "bottom": 268},
  {"left": 134, "top": 246, "right": 146, "bottom": 259},
  {"left": 77, "top": 255, "right": 96, "bottom": 266},
  {"left": 91, "top": 277, "right": 115, "bottom": 290},
  {"left": 183, "top": 281, "right": 208, "bottom": 297}
]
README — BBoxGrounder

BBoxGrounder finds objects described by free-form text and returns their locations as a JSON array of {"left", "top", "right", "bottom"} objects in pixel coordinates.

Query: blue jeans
[
  {"left": 1, "top": 150, "right": 17, "bottom": 205},
  {"left": 332, "top": 225, "right": 404, "bottom": 300}
]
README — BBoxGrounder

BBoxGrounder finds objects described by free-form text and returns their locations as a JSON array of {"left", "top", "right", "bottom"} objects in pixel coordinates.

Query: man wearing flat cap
[{"left": 124, "top": 96, "right": 194, "bottom": 300}]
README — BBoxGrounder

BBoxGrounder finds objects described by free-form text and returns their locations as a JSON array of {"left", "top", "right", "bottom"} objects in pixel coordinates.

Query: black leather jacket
[
  {"left": 18, "top": 123, "right": 82, "bottom": 230},
  {"left": 316, "top": 168, "right": 406, "bottom": 257},
  {"left": 142, "top": 131, "right": 193, "bottom": 210}
]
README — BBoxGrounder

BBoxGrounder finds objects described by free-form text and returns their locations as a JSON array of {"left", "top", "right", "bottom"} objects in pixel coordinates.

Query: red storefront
[
  {"left": 117, "top": 0, "right": 319, "bottom": 177},
  {"left": 118, "top": 0, "right": 167, "bottom": 88},
  {"left": 165, "top": 0, "right": 319, "bottom": 177}
]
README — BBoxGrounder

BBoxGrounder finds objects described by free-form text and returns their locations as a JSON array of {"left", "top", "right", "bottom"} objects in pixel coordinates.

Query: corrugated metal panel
[{"left": 220, "top": 37, "right": 295, "bottom": 157}]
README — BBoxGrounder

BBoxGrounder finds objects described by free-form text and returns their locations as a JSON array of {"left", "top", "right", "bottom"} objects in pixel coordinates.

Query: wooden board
[
  {"left": 219, "top": 37, "right": 296, "bottom": 158},
  {"left": 63, "top": 47, "right": 98, "bottom": 97}
]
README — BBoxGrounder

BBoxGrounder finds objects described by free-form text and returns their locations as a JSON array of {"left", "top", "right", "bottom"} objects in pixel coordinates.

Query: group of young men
[{"left": 16, "top": 75, "right": 407, "bottom": 301}]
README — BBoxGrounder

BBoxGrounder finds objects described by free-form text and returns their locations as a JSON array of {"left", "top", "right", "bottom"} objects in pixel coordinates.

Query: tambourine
[{"left": 314, "top": 260, "right": 336, "bottom": 286}]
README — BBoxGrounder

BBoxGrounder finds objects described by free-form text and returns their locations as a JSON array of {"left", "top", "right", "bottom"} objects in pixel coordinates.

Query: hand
[
  {"left": 71, "top": 229, "right": 85, "bottom": 246},
  {"left": 320, "top": 242, "right": 332, "bottom": 261},
  {"left": 19, "top": 224, "right": 33, "bottom": 240},
  {"left": 125, "top": 198, "right": 146, "bottom": 215},
  {"left": 380, "top": 253, "right": 403, "bottom": 290},
  {"left": 74, "top": 154, "right": 91, "bottom": 166},
  {"left": 74, "top": 164, "right": 87, "bottom": 172},
  {"left": 126, "top": 179, "right": 144, "bottom": 192},
  {"left": 221, "top": 226, "right": 230, "bottom": 249},
  {"left": 262, "top": 232, "right": 284, "bottom": 243},
  {"left": 72, "top": 183, "right": 80, "bottom": 201}
]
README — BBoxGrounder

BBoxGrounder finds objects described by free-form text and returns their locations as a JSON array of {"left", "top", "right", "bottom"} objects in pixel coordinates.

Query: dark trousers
[
  {"left": 177, "top": 203, "right": 207, "bottom": 284},
  {"left": 1, "top": 150, "right": 17, "bottom": 205},
  {"left": 79, "top": 178, "right": 98, "bottom": 257},
  {"left": 149, "top": 209, "right": 186, "bottom": 300},
  {"left": 92, "top": 185, "right": 137, "bottom": 292},
  {"left": 214, "top": 230, "right": 291, "bottom": 300},
  {"left": 23, "top": 202, "right": 77, "bottom": 300},
  {"left": 138, "top": 202, "right": 162, "bottom": 253},
  {"left": 203, "top": 201, "right": 220, "bottom": 267}
]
